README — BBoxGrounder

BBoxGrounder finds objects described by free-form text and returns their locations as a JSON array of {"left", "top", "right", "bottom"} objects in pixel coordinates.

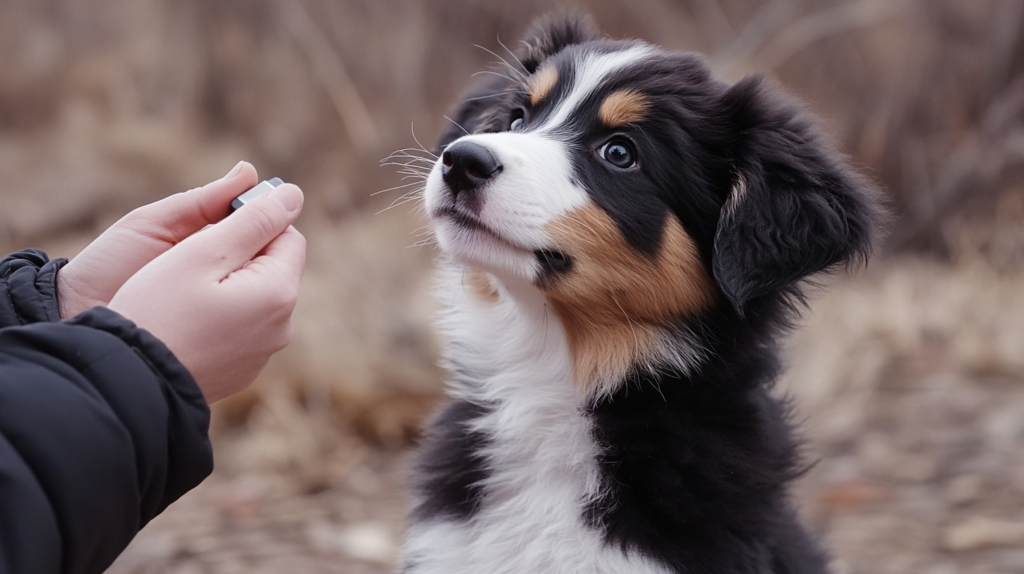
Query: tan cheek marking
[
  {"left": 529, "top": 66, "right": 559, "bottom": 106},
  {"left": 466, "top": 270, "right": 500, "bottom": 304},
  {"left": 544, "top": 204, "right": 716, "bottom": 392},
  {"left": 599, "top": 89, "right": 650, "bottom": 127}
]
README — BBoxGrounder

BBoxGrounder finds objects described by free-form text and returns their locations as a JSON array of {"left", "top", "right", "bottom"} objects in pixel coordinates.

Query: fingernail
[
  {"left": 270, "top": 184, "right": 303, "bottom": 213},
  {"left": 224, "top": 161, "right": 245, "bottom": 179}
]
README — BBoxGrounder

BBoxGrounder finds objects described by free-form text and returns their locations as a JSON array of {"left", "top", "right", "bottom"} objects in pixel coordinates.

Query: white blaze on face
[
  {"left": 424, "top": 45, "right": 654, "bottom": 282},
  {"left": 537, "top": 45, "right": 654, "bottom": 133}
]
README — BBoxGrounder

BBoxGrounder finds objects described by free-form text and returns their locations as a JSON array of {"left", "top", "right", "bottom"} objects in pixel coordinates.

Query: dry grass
[{"left": 786, "top": 259, "right": 1024, "bottom": 574}]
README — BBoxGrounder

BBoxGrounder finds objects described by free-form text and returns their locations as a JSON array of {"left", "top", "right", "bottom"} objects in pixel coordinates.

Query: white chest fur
[{"left": 401, "top": 266, "right": 673, "bottom": 574}]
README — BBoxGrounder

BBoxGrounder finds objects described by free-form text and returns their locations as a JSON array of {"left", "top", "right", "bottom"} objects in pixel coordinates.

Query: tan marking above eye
[
  {"left": 529, "top": 66, "right": 559, "bottom": 106},
  {"left": 542, "top": 203, "right": 716, "bottom": 394},
  {"left": 599, "top": 89, "right": 650, "bottom": 127}
]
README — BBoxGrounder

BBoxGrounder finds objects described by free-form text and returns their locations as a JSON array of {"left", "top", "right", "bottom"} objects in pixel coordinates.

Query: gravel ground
[{"left": 107, "top": 257, "right": 1024, "bottom": 574}]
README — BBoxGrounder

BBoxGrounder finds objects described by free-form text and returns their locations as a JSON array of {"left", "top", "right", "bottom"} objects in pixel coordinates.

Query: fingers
[
  {"left": 192, "top": 183, "right": 305, "bottom": 274},
  {"left": 257, "top": 226, "right": 308, "bottom": 282},
  {"left": 188, "top": 161, "right": 260, "bottom": 226},
  {"left": 124, "top": 161, "right": 259, "bottom": 244}
]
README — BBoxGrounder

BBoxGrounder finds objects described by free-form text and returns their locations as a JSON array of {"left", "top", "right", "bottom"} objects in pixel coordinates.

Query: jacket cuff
[
  {"left": 0, "top": 248, "right": 67, "bottom": 327},
  {"left": 66, "top": 306, "right": 214, "bottom": 512}
]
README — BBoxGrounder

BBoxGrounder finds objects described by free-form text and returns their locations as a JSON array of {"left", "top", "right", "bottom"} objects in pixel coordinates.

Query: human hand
[
  {"left": 57, "top": 161, "right": 259, "bottom": 319},
  {"left": 108, "top": 182, "right": 306, "bottom": 403}
]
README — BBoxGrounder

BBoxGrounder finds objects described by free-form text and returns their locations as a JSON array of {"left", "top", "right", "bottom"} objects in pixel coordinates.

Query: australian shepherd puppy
[{"left": 400, "top": 15, "right": 883, "bottom": 574}]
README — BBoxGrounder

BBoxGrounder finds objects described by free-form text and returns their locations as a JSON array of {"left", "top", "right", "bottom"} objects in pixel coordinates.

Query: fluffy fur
[{"left": 400, "top": 14, "right": 884, "bottom": 574}]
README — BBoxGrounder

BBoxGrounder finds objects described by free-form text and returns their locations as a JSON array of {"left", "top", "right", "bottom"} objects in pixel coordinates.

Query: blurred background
[{"left": 2, "top": 0, "right": 1024, "bottom": 572}]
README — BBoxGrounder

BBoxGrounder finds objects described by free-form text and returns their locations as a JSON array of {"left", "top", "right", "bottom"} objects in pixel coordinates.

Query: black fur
[
  {"left": 410, "top": 399, "right": 492, "bottom": 521},
  {"left": 586, "top": 300, "right": 826, "bottom": 573},
  {"left": 713, "top": 75, "right": 882, "bottom": 314},
  {"left": 517, "top": 13, "right": 600, "bottom": 74},
  {"left": 414, "top": 14, "right": 884, "bottom": 574}
]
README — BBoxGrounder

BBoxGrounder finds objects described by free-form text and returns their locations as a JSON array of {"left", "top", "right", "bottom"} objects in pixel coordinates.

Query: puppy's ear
[
  {"left": 517, "top": 14, "right": 600, "bottom": 73},
  {"left": 713, "top": 76, "right": 883, "bottom": 314}
]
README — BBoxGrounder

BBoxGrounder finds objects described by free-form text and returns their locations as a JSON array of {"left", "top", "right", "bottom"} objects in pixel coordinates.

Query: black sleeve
[
  {"left": 0, "top": 305, "right": 213, "bottom": 573},
  {"left": 0, "top": 249, "right": 67, "bottom": 327}
]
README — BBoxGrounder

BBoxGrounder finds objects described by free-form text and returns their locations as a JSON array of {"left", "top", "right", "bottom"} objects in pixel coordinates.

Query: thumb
[
  {"left": 114, "top": 161, "right": 259, "bottom": 245},
  {"left": 191, "top": 183, "right": 304, "bottom": 274}
]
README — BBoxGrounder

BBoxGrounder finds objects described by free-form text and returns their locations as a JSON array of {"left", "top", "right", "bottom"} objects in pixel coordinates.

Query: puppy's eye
[
  {"left": 509, "top": 109, "right": 525, "bottom": 132},
  {"left": 601, "top": 140, "right": 636, "bottom": 169}
]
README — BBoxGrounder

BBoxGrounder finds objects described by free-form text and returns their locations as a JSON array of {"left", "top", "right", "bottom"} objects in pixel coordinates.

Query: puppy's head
[{"left": 424, "top": 15, "right": 882, "bottom": 392}]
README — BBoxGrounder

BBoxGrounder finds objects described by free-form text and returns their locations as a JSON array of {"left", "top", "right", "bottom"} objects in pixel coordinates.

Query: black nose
[{"left": 441, "top": 141, "right": 502, "bottom": 196}]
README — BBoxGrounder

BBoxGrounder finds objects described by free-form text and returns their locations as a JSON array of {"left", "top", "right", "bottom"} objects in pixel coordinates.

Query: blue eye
[{"left": 601, "top": 140, "right": 636, "bottom": 169}]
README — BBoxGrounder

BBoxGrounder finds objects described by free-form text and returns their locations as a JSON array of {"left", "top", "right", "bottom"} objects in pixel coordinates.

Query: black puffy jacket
[{"left": 0, "top": 249, "right": 213, "bottom": 574}]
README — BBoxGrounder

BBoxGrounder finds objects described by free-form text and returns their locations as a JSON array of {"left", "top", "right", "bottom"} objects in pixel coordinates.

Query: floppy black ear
[
  {"left": 713, "top": 76, "right": 883, "bottom": 314},
  {"left": 517, "top": 14, "right": 600, "bottom": 73}
]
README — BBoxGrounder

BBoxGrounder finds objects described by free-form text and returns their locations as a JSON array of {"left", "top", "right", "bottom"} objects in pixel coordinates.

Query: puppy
[{"left": 400, "top": 15, "right": 883, "bottom": 574}]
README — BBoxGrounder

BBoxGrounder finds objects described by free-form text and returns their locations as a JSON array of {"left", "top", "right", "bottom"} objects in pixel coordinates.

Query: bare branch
[
  {"left": 754, "top": 0, "right": 912, "bottom": 71},
  {"left": 279, "top": 0, "right": 381, "bottom": 152}
]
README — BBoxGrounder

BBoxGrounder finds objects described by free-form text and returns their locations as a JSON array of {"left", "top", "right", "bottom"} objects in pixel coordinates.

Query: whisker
[
  {"left": 472, "top": 70, "right": 518, "bottom": 83},
  {"left": 377, "top": 188, "right": 427, "bottom": 215},
  {"left": 379, "top": 169, "right": 431, "bottom": 181},
  {"left": 380, "top": 157, "right": 433, "bottom": 167},
  {"left": 463, "top": 89, "right": 520, "bottom": 103},
  {"left": 410, "top": 123, "right": 437, "bottom": 158},
  {"left": 411, "top": 224, "right": 434, "bottom": 238},
  {"left": 390, "top": 163, "right": 433, "bottom": 172},
  {"left": 496, "top": 35, "right": 528, "bottom": 73},
  {"left": 379, "top": 165, "right": 431, "bottom": 176},
  {"left": 386, "top": 152, "right": 437, "bottom": 161},
  {"left": 553, "top": 215, "right": 601, "bottom": 246},
  {"left": 474, "top": 43, "right": 528, "bottom": 82},
  {"left": 547, "top": 220, "right": 597, "bottom": 247},
  {"left": 444, "top": 115, "right": 471, "bottom": 136},
  {"left": 388, "top": 156, "right": 433, "bottom": 164},
  {"left": 370, "top": 180, "right": 424, "bottom": 196},
  {"left": 410, "top": 236, "right": 439, "bottom": 249},
  {"left": 387, "top": 146, "right": 437, "bottom": 156},
  {"left": 398, "top": 171, "right": 431, "bottom": 180},
  {"left": 388, "top": 195, "right": 426, "bottom": 213}
]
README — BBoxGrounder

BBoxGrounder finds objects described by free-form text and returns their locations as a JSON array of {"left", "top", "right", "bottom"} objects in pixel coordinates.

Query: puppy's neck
[
  {"left": 439, "top": 261, "right": 606, "bottom": 479},
  {"left": 443, "top": 263, "right": 707, "bottom": 401},
  {"left": 439, "top": 264, "right": 580, "bottom": 400}
]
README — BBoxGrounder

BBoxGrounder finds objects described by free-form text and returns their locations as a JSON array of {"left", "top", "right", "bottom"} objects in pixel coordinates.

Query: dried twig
[
  {"left": 713, "top": 0, "right": 911, "bottom": 79},
  {"left": 893, "top": 73, "right": 1024, "bottom": 248},
  {"left": 711, "top": 0, "right": 797, "bottom": 77},
  {"left": 754, "top": 0, "right": 911, "bottom": 71},
  {"left": 280, "top": 0, "right": 381, "bottom": 153}
]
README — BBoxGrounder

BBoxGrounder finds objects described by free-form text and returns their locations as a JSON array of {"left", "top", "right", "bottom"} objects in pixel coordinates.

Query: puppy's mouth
[
  {"left": 433, "top": 205, "right": 574, "bottom": 274},
  {"left": 433, "top": 205, "right": 528, "bottom": 252},
  {"left": 535, "top": 249, "right": 574, "bottom": 275}
]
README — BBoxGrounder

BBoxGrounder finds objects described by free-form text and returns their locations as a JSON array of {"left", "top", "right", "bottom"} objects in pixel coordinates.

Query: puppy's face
[
  {"left": 423, "top": 17, "right": 879, "bottom": 391},
  {"left": 425, "top": 38, "right": 739, "bottom": 389},
  {"left": 425, "top": 42, "right": 722, "bottom": 309}
]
